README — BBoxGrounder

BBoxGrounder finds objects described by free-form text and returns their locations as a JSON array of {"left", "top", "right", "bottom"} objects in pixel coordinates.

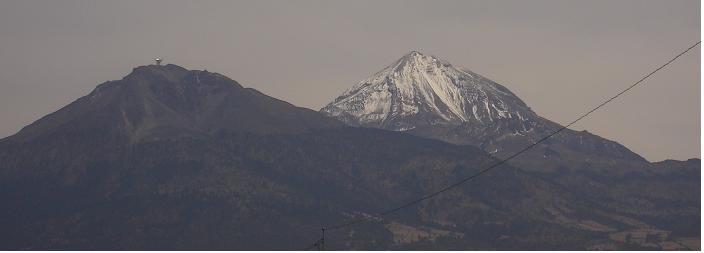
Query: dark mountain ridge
[
  {"left": 7, "top": 64, "right": 341, "bottom": 144},
  {"left": 319, "top": 51, "right": 700, "bottom": 249},
  {"left": 321, "top": 51, "right": 649, "bottom": 174},
  {"left": 0, "top": 63, "right": 698, "bottom": 250}
]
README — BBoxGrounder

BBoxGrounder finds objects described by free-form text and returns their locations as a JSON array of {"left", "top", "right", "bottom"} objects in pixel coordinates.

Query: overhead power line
[{"left": 305, "top": 41, "right": 700, "bottom": 249}]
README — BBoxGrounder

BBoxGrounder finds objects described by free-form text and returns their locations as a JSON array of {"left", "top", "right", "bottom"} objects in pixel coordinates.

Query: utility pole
[{"left": 320, "top": 227, "right": 326, "bottom": 250}]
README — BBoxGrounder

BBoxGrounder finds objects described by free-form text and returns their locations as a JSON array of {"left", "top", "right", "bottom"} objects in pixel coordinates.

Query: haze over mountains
[{"left": 0, "top": 60, "right": 699, "bottom": 250}]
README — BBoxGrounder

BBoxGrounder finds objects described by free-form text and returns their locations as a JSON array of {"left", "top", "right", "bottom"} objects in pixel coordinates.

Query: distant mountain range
[{"left": 0, "top": 58, "right": 698, "bottom": 250}]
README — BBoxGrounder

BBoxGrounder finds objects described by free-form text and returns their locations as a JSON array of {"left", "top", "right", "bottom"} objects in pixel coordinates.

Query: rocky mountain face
[
  {"left": 0, "top": 64, "right": 698, "bottom": 250},
  {"left": 322, "top": 51, "right": 532, "bottom": 130},
  {"left": 321, "top": 51, "right": 700, "bottom": 249},
  {"left": 321, "top": 51, "right": 647, "bottom": 173},
  {"left": 9, "top": 64, "right": 342, "bottom": 145}
]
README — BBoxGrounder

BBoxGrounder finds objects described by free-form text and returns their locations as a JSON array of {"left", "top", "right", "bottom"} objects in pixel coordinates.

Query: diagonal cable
[{"left": 325, "top": 41, "right": 701, "bottom": 231}]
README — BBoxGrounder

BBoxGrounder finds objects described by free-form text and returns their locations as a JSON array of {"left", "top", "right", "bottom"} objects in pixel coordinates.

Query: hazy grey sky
[{"left": 0, "top": 0, "right": 699, "bottom": 161}]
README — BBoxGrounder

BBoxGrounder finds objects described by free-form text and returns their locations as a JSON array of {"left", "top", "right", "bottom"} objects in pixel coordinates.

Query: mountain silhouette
[{"left": 0, "top": 64, "right": 698, "bottom": 250}]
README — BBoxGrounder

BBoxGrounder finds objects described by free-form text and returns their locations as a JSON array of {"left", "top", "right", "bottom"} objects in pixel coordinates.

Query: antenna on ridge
[{"left": 155, "top": 58, "right": 162, "bottom": 66}]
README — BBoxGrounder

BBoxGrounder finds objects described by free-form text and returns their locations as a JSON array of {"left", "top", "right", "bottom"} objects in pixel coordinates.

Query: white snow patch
[{"left": 321, "top": 51, "right": 534, "bottom": 129}]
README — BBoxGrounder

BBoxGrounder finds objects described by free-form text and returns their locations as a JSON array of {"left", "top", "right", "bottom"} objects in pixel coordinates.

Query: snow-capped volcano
[
  {"left": 322, "top": 51, "right": 647, "bottom": 170},
  {"left": 321, "top": 51, "right": 536, "bottom": 131}
]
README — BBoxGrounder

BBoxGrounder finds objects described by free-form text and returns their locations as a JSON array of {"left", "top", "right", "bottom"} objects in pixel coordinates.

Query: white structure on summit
[{"left": 155, "top": 58, "right": 162, "bottom": 65}]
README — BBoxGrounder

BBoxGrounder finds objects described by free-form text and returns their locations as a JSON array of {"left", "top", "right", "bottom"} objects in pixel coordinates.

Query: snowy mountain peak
[
  {"left": 394, "top": 51, "right": 453, "bottom": 72},
  {"left": 399, "top": 50, "right": 433, "bottom": 61},
  {"left": 321, "top": 52, "right": 536, "bottom": 131},
  {"left": 321, "top": 52, "right": 648, "bottom": 167},
  {"left": 405, "top": 50, "right": 423, "bottom": 57}
]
